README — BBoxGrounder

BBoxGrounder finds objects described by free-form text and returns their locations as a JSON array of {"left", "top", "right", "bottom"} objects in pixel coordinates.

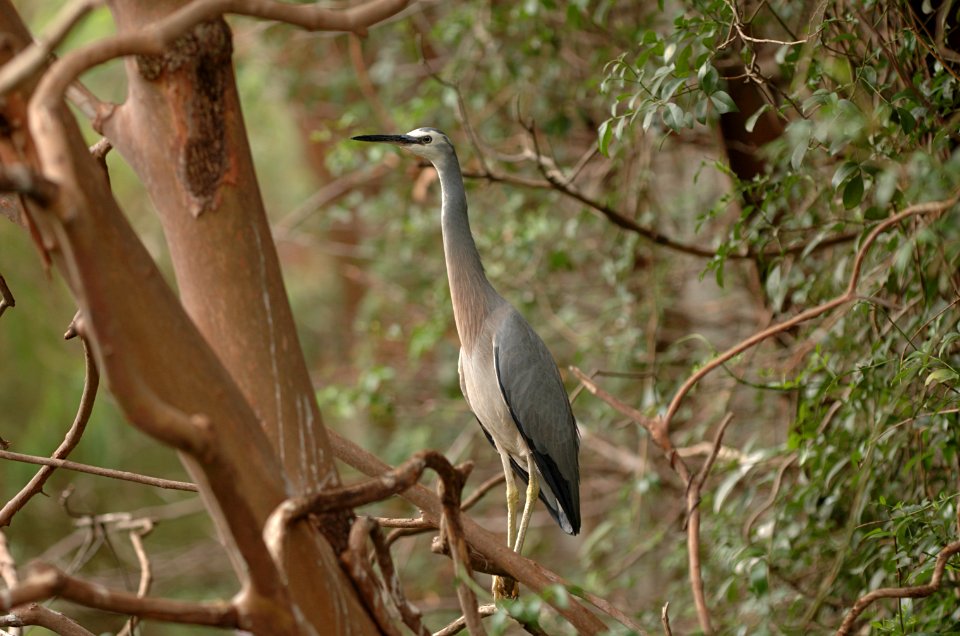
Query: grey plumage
[{"left": 353, "top": 128, "right": 581, "bottom": 555}]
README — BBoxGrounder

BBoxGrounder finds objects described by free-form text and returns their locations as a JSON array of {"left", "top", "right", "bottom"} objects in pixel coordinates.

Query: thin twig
[
  {"left": 0, "top": 337, "right": 99, "bottom": 527},
  {"left": 432, "top": 604, "right": 497, "bottom": 636},
  {"left": 661, "top": 602, "right": 673, "bottom": 636},
  {"left": 0, "top": 451, "right": 197, "bottom": 492},
  {"left": 117, "top": 520, "right": 154, "bottom": 636}
]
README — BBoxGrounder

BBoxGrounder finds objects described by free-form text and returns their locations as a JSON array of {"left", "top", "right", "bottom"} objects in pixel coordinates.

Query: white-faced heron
[{"left": 354, "top": 128, "right": 580, "bottom": 596}]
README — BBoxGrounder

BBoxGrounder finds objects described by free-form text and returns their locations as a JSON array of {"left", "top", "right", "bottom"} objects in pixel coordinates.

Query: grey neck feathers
[{"left": 435, "top": 151, "right": 498, "bottom": 352}]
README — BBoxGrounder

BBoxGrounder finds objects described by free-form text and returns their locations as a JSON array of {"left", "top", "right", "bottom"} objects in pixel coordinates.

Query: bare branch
[
  {"left": 0, "top": 337, "right": 99, "bottom": 527},
  {"left": 327, "top": 430, "right": 636, "bottom": 634},
  {"left": 265, "top": 450, "right": 485, "bottom": 635},
  {"left": 0, "top": 0, "right": 102, "bottom": 93},
  {"left": 4, "top": 603, "right": 94, "bottom": 636},
  {"left": 0, "top": 562, "right": 238, "bottom": 627},
  {"left": 836, "top": 538, "right": 960, "bottom": 634},
  {"left": 24, "top": 0, "right": 410, "bottom": 112},
  {"left": 661, "top": 602, "right": 673, "bottom": 636},
  {"left": 341, "top": 517, "right": 406, "bottom": 636},
  {"left": 0, "top": 451, "right": 197, "bottom": 492},
  {"left": 432, "top": 604, "right": 498, "bottom": 636},
  {"left": 117, "top": 520, "right": 154, "bottom": 636},
  {"left": 0, "top": 166, "right": 58, "bottom": 206}
]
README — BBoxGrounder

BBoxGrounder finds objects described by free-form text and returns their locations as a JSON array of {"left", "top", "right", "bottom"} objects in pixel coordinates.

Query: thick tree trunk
[{"left": 0, "top": 2, "right": 378, "bottom": 633}]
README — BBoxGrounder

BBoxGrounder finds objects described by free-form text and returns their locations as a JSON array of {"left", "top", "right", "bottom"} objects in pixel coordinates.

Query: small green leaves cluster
[{"left": 599, "top": 3, "right": 737, "bottom": 154}]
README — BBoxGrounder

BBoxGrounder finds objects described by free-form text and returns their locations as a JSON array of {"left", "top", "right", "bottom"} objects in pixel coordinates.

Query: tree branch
[
  {"left": 0, "top": 335, "right": 99, "bottom": 527},
  {"left": 326, "top": 430, "right": 641, "bottom": 634},
  {"left": 0, "top": 562, "right": 238, "bottom": 628},
  {"left": 836, "top": 538, "right": 960, "bottom": 634},
  {"left": 0, "top": 451, "right": 197, "bottom": 492}
]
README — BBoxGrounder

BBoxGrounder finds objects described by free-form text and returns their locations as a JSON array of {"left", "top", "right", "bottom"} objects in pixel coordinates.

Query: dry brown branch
[
  {"left": 1, "top": 603, "right": 94, "bottom": 636},
  {"left": 0, "top": 165, "right": 58, "bottom": 205},
  {"left": 25, "top": 0, "right": 410, "bottom": 111},
  {"left": 328, "top": 430, "right": 639, "bottom": 634},
  {"left": 0, "top": 451, "right": 197, "bottom": 492},
  {"left": 661, "top": 602, "right": 672, "bottom": 636},
  {"left": 433, "top": 604, "right": 498, "bottom": 636},
  {"left": 462, "top": 473, "right": 506, "bottom": 512},
  {"left": 836, "top": 538, "right": 960, "bottom": 634},
  {"left": 341, "top": 518, "right": 406, "bottom": 636},
  {"left": 0, "top": 337, "right": 99, "bottom": 527},
  {"left": 0, "top": 562, "right": 238, "bottom": 627},
  {"left": 265, "top": 451, "right": 485, "bottom": 635},
  {"left": 569, "top": 366, "right": 710, "bottom": 632},
  {"left": 0, "top": 0, "right": 102, "bottom": 93},
  {"left": 365, "top": 519, "right": 430, "bottom": 636},
  {"left": 117, "top": 520, "right": 154, "bottom": 636},
  {"left": 0, "top": 275, "right": 13, "bottom": 319}
]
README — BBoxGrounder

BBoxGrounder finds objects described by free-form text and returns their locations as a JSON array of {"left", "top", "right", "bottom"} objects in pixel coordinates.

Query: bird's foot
[{"left": 492, "top": 575, "right": 519, "bottom": 601}]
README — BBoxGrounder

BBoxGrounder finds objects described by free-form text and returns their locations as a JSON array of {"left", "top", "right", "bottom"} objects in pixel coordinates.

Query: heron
[{"left": 353, "top": 128, "right": 580, "bottom": 598}]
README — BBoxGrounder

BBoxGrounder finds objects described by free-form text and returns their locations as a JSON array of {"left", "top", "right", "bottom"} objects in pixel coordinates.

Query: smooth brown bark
[{"left": 0, "top": 2, "right": 381, "bottom": 632}]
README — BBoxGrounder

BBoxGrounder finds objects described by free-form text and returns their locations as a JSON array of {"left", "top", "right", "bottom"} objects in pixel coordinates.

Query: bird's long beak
[{"left": 352, "top": 134, "right": 419, "bottom": 145}]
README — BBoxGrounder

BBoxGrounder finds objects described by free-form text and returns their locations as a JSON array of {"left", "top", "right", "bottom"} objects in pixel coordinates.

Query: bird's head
[{"left": 352, "top": 127, "right": 454, "bottom": 165}]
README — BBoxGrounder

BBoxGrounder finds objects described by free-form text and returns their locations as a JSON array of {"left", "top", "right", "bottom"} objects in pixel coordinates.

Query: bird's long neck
[{"left": 435, "top": 153, "right": 498, "bottom": 352}]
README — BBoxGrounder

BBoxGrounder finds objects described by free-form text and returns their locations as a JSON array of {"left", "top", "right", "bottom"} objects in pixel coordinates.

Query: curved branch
[
  {"left": 836, "top": 538, "right": 960, "bottom": 634},
  {"left": 0, "top": 0, "right": 102, "bottom": 93},
  {"left": 2, "top": 603, "right": 95, "bottom": 636},
  {"left": 326, "top": 430, "right": 640, "bottom": 635},
  {"left": 0, "top": 562, "right": 238, "bottom": 628},
  {"left": 25, "top": 0, "right": 408, "bottom": 114},
  {"left": 0, "top": 337, "right": 99, "bottom": 527},
  {"left": 661, "top": 194, "right": 960, "bottom": 430}
]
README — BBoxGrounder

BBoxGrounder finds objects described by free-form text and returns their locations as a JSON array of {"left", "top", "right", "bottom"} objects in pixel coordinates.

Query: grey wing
[{"left": 493, "top": 308, "right": 581, "bottom": 535}]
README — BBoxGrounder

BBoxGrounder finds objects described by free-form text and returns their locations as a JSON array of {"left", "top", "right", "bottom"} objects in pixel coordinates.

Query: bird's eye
[{"left": 421, "top": 136, "right": 432, "bottom": 144}]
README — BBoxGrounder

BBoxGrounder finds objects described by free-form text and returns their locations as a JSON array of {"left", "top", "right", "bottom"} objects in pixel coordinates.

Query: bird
[{"left": 353, "top": 127, "right": 580, "bottom": 597}]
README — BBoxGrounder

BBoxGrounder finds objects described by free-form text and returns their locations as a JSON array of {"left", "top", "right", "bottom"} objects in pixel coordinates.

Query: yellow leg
[
  {"left": 513, "top": 454, "right": 539, "bottom": 553},
  {"left": 493, "top": 447, "right": 520, "bottom": 600},
  {"left": 499, "top": 449, "right": 519, "bottom": 546}
]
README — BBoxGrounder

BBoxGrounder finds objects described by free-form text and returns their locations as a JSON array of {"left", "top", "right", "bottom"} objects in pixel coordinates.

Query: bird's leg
[
  {"left": 493, "top": 446, "right": 520, "bottom": 601},
  {"left": 512, "top": 454, "right": 540, "bottom": 553},
  {"left": 497, "top": 446, "right": 519, "bottom": 545}
]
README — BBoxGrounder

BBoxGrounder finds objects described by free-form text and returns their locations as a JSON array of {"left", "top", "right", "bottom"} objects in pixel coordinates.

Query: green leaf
[
  {"left": 843, "top": 174, "right": 864, "bottom": 209},
  {"left": 790, "top": 141, "right": 807, "bottom": 170},
  {"left": 698, "top": 63, "right": 719, "bottom": 94},
  {"left": 598, "top": 119, "right": 614, "bottom": 156},
  {"left": 663, "top": 102, "right": 685, "bottom": 131},
  {"left": 710, "top": 91, "right": 738, "bottom": 114},
  {"left": 745, "top": 104, "right": 772, "bottom": 132},
  {"left": 925, "top": 368, "right": 958, "bottom": 386},
  {"left": 832, "top": 161, "right": 860, "bottom": 190},
  {"left": 895, "top": 107, "right": 916, "bottom": 134}
]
